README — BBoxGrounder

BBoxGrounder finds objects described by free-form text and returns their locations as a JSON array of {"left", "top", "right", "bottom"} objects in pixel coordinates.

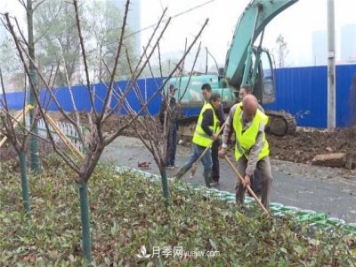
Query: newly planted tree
[
  {"left": 0, "top": 68, "right": 35, "bottom": 214},
  {"left": 117, "top": 36, "right": 207, "bottom": 207},
  {"left": 4, "top": 0, "right": 208, "bottom": 262}
]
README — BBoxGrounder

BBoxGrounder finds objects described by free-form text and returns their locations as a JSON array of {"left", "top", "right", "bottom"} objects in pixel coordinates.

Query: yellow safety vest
[
  {"left": 233, "top": 104, "right": 269, "bottom": 161},
  {"left": 192, "top": 103, "right": 218, "bottom": 147},
  {"left": 204, "top": 100, "right": 224, "bottom": 133}
]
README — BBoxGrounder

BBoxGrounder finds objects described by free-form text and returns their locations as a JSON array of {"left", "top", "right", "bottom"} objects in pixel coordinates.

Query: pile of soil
[
  {"left": 267, "top": 127, "right": 356, "bottom": 168},
  {"left": 50, "top": 111, "right": 163, "bottom": 140}
]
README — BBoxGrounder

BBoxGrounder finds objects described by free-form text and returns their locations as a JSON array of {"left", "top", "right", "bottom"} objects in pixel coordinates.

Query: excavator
[{"left": 166, "top": 0, "right": 298, "bottom": 138}]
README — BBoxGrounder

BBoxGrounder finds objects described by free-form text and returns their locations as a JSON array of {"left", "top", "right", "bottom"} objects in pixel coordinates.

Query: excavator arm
[
  {"left": 223, "top": 0, "right": 299, "bottom": 136},
  {"left": 224, "top": 0, "right": 298, "bottom": 88},
  {"left": 167, "top": 0, "right": 299, "bottom": 140}
]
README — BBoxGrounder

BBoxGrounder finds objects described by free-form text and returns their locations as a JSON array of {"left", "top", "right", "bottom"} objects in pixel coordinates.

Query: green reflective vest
[
  {"left": 233, "top": 103, "right": 269, "bottom": 161},
  {"left": 192, "top": 103, "right": 218, "bottom": 147}
]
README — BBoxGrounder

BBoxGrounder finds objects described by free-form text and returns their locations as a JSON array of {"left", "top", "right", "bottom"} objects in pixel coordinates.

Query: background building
[{"left": 341, "top": 24, "right": 356, "bottom": 63}]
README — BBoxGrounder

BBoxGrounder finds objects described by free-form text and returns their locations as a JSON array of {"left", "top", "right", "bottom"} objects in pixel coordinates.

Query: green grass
[{"left": 0, "top": 156, "right": 355, "bottom": 266}]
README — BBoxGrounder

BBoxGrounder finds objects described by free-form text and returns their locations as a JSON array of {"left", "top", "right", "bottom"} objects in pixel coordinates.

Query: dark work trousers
[
  {"left": 250, "top": 169, "right": 262, "bottom": 196},
  {"left": 212, "top": 139, "right": 220, "bottom": 181},
  {"left": 166, "top": 123, "right": 177, "bottom": 166},
  {"left": 235, "top": 156, "right": 272, "bottom": 209}
]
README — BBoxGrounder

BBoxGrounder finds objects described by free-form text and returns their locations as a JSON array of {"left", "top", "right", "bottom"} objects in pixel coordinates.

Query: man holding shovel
[
  {"left": 200, "top": 83, "right": 226, "bottom": 186},
  {"left": 174, "top": 92, "right": 221, "bottom": 187},
  {"left": 218, "top": 94, "right": 272, "bottom": 209},
  {"left": 238, "top": 85, "right": 265, "bottom": 197}
]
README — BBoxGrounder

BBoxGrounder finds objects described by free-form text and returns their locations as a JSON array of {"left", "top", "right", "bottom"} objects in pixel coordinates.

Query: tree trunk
[
  {"left": 159, "top": 166, "right": 170, "bottom": 207},
  {"left": 19, "top": 151, "right": 30, "bottom": 213},
  {"left": 27, "top": 0, "right": 40, "bottom": 173},
  {"left": 77, "top": 181, "right": 92, "bottom": 263}
]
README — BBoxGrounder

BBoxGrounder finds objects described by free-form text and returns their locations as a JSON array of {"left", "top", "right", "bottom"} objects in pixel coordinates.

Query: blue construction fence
[
  {"left": 264, "top": 64, "right": 356, "bottom": 128},
  {"left": 0, "top": 77, "right": 164, "bottom": 116},
  {"left": 1, "top": 64, "right": 356, "bottom": 128}
]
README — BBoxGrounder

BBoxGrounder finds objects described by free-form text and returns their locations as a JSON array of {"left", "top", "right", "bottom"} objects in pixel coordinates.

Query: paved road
[{"left": 102, "top": 137, "right": 356, "bottom": 223}]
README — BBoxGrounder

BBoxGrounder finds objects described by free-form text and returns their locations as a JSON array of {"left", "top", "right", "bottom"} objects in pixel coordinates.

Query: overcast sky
[
  {"left": 139, "top": 0, "right": 356, "bottom": 68},
  {"left": 2, "top": 0, "right": 355, "bottom": 69}
]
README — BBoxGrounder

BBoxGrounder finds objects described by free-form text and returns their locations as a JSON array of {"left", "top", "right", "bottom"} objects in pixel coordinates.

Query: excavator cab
[{"left": 252, "top": 47, "right": 276, "bottom": 105}]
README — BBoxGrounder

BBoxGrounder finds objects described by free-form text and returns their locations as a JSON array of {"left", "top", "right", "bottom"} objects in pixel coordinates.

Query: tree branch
[
  {"left": 34, "top": 5, "right": 62, "bottom": 44},
  {"left": 57, "top": 39, "right": 84, "bottom": 144},
  {"left": 4, "top": 13, "right": 81, "bottom": 174},
  {"left": 178, "top": 41, "right": 202, "bottom": 103},
  {"left": 72, "top": 0, "right": 98, "bottom": 119},
  {"left": 102, "top": 8, "right": 170, "bottom": 123},
  {"left": 98, "top": 0, "right": 130, "bottom": 123},
  {"left": 33, "top": 0, "right": 47, "bottom": 12},
  {"left": 18, "top": 0, "right": 27, "bottom": 9},
  {"left": 105, "top": 18, "right": 209, "bottom": 145},
  {"left": 14, "top": 17, "right": 29, "bottom": 48}
]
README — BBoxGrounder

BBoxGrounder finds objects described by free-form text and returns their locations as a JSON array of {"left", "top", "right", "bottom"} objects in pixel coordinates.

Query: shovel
[{"left": 224, "top": 155, "right": 270, "bottom": 216}]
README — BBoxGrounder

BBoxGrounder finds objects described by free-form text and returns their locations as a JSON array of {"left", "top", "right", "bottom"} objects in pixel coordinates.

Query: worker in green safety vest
[
  {"left": 174, "top": 92, "right": 222, "bottom": 187},
  {"left": 238, "top": 85, "right": 266, "bottom": 198},
  {"left": 219, "top": 94, "right": 272, "bottom": 209}
]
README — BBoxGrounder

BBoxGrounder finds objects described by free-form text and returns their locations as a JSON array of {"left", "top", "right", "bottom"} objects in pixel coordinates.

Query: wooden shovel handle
[
  {"left": 224, "top": 155, "right": 270, "bottom": 216},
  {"left": 190, "top": 120, "right": 228, "bottom": 177}
]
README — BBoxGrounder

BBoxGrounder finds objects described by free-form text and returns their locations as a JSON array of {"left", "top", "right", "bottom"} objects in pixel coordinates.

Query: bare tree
[
  {"left": 274, "top": 34, "right": 289, "bottom": 68},
  {"left": 123, "top": 35, "right": 207, "bottom": 207},
  {"left": 0, "top": 67, "right": 35, "bottom": 214},
  {"left": 4, "top": 0, "right": 208, "bottom": 263}
]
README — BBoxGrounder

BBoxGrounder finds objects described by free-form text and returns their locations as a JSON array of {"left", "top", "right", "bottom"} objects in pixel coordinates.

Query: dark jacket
[
  {"left": 159, "top": 96, "right": 178, "bottom": 128},
  {"left": 201, "top": 105, "right": 222, "bottom": 137}
]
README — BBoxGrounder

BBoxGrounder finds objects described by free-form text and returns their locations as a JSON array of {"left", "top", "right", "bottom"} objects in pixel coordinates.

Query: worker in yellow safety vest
[
  {"left": 174, "top": 92, "right": 222, "bottom": 187},
  {"left": 238, "top": 85, "right": 268, "bottom": 198},
  {"left": 200, "top": 83, "right": 226, "bottom": 186},
  {"left": 218, "top": 94, "right": 272, "bottom": 209}
]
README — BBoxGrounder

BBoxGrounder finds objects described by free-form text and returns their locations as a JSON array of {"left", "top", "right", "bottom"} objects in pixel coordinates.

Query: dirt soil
[
  {"left": 4, "top": 111, "right": 356, "bottom": 170},
  {"left": 267, "top": 127, "right": 356, "bottom": 169}
]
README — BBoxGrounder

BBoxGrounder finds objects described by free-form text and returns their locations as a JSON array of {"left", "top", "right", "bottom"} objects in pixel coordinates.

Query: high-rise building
[
  {"left": 341, "top": 24, "right": 356, "bottom": 63},
  {"left": 107, "top": 0, "right": 141, "bottom": 57},
  {"left": 312, "top": 30, "right": 327, "bottom": 66}
]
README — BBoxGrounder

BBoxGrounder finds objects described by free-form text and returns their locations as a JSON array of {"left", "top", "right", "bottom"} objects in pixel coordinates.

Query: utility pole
[
  {"left": 205, "top": 47, "right": 208, "bottom": 74},
  {"left": 27, "top": 0, "right": 40, "bottom": 172},
  {"left": 327, "top": 0, "right": 336, "bottom": 129}
]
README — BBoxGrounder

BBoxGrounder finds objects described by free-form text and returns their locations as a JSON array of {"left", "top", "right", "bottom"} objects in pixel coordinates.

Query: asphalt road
[{"left": 102, "top": 137, "right": 356, "bottom": 223}]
